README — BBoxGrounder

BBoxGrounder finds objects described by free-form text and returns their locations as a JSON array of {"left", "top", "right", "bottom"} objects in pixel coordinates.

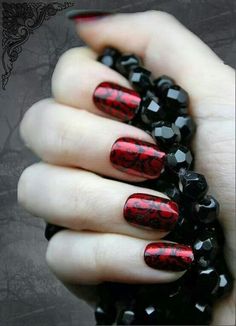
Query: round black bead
[
  {"left": 129, "top": 66, "right": 152, "bottom": 95},
  {"left": 140, "top": 97, "right": 166, "bottom": 124},
  {"left": 153, "top": 75, "right": 174, "bottom": 98},
  {"left": 44, "top": 223, "right": 64, "bottom": 241},
  {"left": 178, "top": 169, "right": 208, "bottom": 201},
  {"left": 97, "top": 47, "right": 121, "bottom": 70},
  {"left": 151, "top": 121, "right": 181, "bottom": 148},
  {"left": 116, "top": 54, "right": 141, "bottom": 77},
  {"left": 194, "top": 195, "right": 219, "bottom": 224},
  {"left": 166, "top": 146, "right": 193, "bottom": 172},
  {"left": 164, "top": 85, "right": 189, "bottom": 110},
  {"left": 195, "top": 267, "right": 219, "bottom": 298},
  {"left": 174, "top": 115, "right": 196, "bottom": 144},
  {"left": 116, "top": 308, "right": 136, "bottom": 325},
  {"left": 193, "top": 231, "right": 219, "bottom": 268}
]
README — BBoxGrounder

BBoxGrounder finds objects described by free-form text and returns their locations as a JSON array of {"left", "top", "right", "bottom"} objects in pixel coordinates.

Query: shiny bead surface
[
  {"left": 97, "top": 47, "right": 121, "bottom": 69},
  {"left": 116, "top": 54, "right": 141, "bottom": 77},
  {"left": 129, "top": 66, "right": 152, "bottom": 94},
  {"left": 116, "top": 308, "right": 136, "bottom": 325},
  {"left": 175, "top": 115, "right": 196, "bottom": 143},
  {"left": 152, "top": 121, "right": 181, "bottom": 148},
  {"left": 153, "top": 75, "right": 174, "bottom": 98},
  {"left": 195, "top": 267, "right": 219, "bottom": 298},
  {"left": 192, "top": 302, "right": 212, "bottom": 325},
  {"left": 193, "top": 232, "right": 219, "bottom": 268},
  {"left": 141, "top": 305, "right": 165, "bottom": 325},
  {"left": 216, "top": 272, "right": 233, "bottom": 299},
  {"left": 165, "top": 85, "right": 189, "bottom": 110},
  {"left": 140, "top": 97, "right": 166, "bottom": 124},
  {"left": 194, "top": 195, "right": 219, "bottom": 224},
  {"left": 166, "top": 146, "right": 193, "bottom": 172},
  {"left": 179, "top": 170, "right": 208, "bottom": 201}
]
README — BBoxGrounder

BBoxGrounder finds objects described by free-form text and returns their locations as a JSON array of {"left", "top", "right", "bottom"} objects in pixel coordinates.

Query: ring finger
[{"left": 18, "top": 162, "right": 180, "bottom": 240}]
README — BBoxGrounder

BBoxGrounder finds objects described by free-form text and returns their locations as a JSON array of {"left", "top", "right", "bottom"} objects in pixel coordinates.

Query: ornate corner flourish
[{"left": 1, "top": 2, "right": 74, "bottom": 90}]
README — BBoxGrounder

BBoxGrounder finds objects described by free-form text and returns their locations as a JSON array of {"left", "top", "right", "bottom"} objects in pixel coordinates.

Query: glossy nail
[
  {"left": 67, "top": 9, "right": 112, "bottom": 22},
  {"left": 144, "top": 242, "right": 194, "bottom": 271},
  {"left": 124, "top": 193, "right": 179, "bottom": 231},
  {"left": 110, "top": 137, "right": 166, "bottom": 179},
  {"left": 93, "top": 82, "right": 141, "bottom": 121}
]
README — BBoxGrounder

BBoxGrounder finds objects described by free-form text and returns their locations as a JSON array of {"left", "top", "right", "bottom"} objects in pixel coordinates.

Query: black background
[{"left": 0, "top": 0, "right": 235, "bottom": 325}]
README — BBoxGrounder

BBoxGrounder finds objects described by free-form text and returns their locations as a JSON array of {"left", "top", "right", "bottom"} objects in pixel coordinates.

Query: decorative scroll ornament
[{"left": 2, "top": 2, "right": 74, "bottom": 90}]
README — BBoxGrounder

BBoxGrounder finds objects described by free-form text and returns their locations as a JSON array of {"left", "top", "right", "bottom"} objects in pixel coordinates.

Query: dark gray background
[{"left": 0, "top": 0, "right": 235, "bottom": 325}]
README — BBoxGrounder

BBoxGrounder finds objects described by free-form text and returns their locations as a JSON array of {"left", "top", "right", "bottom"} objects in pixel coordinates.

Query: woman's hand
[{"left": 17, "top": 11, "right": 235, "bottom": 324}]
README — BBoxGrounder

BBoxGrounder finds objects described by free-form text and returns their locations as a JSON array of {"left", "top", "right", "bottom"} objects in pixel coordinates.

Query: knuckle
[{"left": 146, "top": 10, "right": 176, "bottom": 23}]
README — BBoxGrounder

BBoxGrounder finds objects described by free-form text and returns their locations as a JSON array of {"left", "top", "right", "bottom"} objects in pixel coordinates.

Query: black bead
[
  {"left": 179, "top": 169, "right": 208, "bottom": 201},
  {"left": 192, "top": 302, "right": 212, "bottom": 325},
  {"left": 166, "top": 146, "right": 193, "bottom": 172},
  {"left": 216, "top": 272, "right": 234, "bottom": 299},
  {"left": 116, "top": 54, "right": 141, "bottom": 77},
  {"left": 129, "top": 66, "right": 152, "bottom": 95},
  {"left": 116, "top": 308, "right": 136, "bottom": 325},
  {"left": 174, "top": 115, "right": 196, "bottom": 144},
  {"left": 194, "top": 195, "right": 219, "bottom": 224},
  {"left": 140, "top": 97, "right": 166, "bottom": 124},
  {"left": 153, "top": 75, "right": 174, "bottom": 98},
  {"left": 151, "top": 179, "right": 181, "bottom": 203},
  {"left": 139, "top": 305, "right": 166, "bottom": 325},
  {"left": 164, "top": 85, "right": 189, "bottom": 110},
  {"left": 151, "top": 121, "right": 181, "bottom": 148},
  {"left": 95, "top": 304, "right": 116, "bottom": 325},
  {"left": 44, "top": 223, "right": 64, "bottom": 241},
  {"left": 195, "top": 267, "right": 219, "bottom": 298},
  {"left": 193, "top": 231, "right": 219, "bottom": 268},
  {"left": 98, "top": 47, "right": 121, "bottom": 69}
]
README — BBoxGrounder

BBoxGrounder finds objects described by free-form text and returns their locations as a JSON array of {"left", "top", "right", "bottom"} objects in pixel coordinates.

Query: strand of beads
[{"left": 92, "top": 47, "right": 233, "bottom": 325}]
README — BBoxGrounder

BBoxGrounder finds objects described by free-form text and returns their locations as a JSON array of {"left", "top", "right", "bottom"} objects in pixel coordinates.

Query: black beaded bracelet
[{"left": 45, "top": 47, "right": 233, "bottom": 326}]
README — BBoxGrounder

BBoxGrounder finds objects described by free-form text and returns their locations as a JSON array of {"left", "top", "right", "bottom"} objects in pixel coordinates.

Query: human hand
[{"left": 18, "top": 11, "right": 235, "bottom": 325}]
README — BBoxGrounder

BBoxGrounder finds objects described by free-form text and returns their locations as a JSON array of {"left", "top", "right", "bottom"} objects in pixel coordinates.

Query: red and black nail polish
[
  {"left": 67, "top": 9, "right": 112, "bottom": 22},
  {"left": 93, "top": 82, "right": 141, "bottom": 121},
  {"left": 110, "top": 137, "right": 166, "bottom": 179},
  {"left": 144, "top": 242, "right": 194, "bottom": 272},
  {"left": 124, "top": 193, "right": 179, "bottom": 231}
]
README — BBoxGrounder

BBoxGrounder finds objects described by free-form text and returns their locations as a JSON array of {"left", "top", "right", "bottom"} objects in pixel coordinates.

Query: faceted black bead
[
  {"left": 153, "top": 75, "right": 174, "bottom": 98},
  {"left": 95, "top": 304, "right": 116, "bottom": 325},
  {"left": 140, "top": 97, "right": 166, "bottom": 124},
  {"left": 97, "top": 47, "right": 121, "bottom": 70},
  {"left": 44, "top": 223, "right": 64, "bottom": 241},
  {"left": 216, "top": 272, "right": 233, "bottom": 299},
  {"left": 166, "top": 146, "right": 193, "bottom": 172},
  {"left": 139, "top": 305, "right": 166, "bottom": 325},
  {"left": 116, "top": 308, "right": 136, "bottom": 325},
  {"left": 151, "top": 179, "right": 181, "bottom": 203},
  {"left": 193, "top": 231, "right": 219, "bottom": 268},
  {"left": 129, "top": 66, "right": 152, "bottom": 95},
  {"left": 151, "top": 121, "right": 181, "bottom": 148},
  {"left": 174, "top": 115, "right": 196, "bottom": 144},
  {"left": 116, "top": 54, "right": 141, "bottom": 77},
  {"left": 195, "top": 267, "right": 219, "bottom": 298},
  {"left": 194, "top": 195, "right": 219, "bottom": 224},
  {"left": 179, "top": 169, "right": 208, "bottom": 201},
  {"left": 192, "top": 302, "right": 212, "bottom": 325},
  {"left": 165, "top": 85, "right": 189, "bottom": 110}
]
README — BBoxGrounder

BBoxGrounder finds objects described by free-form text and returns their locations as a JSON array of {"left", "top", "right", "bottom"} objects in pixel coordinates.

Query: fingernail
[
  {"left": 110, "top": 137, "right": 166, "bottom": 179},
  {"left": 124, "top": 194, "right": 179, "bottom": 231},
  {"left": 93, "top": 82, "right": 141, "bottom": 121},
  {"left": 66, "top": 9, "right": 112, "bottom": 23},
  {"left": 144, "top": 242, "right": 194, "bottom": 271}
]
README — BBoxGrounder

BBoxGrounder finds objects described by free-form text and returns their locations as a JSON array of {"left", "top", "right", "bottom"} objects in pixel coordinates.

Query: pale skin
[{"left": 17, "top": 11, "right": 235, "bottom": 325}]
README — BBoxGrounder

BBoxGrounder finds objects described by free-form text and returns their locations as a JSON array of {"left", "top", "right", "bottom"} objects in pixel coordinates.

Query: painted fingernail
[
  {"left": 124, "top": 194, "right": 179, "bottom": 231},
  {"left": 67, "top": 9, "right": 112, "bottom": 22},
  {"left": 110, "top": 137, "right": 166, "bottom": 179},
  {"left": 94, "top": 82, "right": 141, "bottom": 121},
  {"left": 144, "top": 242, "right": 194, "bottom": 271}
]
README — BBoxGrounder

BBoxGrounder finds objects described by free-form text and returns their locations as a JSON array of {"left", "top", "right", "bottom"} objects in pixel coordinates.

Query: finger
[
  {"left": 74, "top": 11, "right": 234, "bottom": 109},
  {"left": 52, "top": 47, "right": 139, "bottom": 121},
  {"left": 46, "top": 230, "right": 194, "bottom": 284},
  {"left": 20, "top": 100, "right": 166, "bottom": 181},
  {"left": 18, "top": 163, "right": 179, "bottom": 240}
]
